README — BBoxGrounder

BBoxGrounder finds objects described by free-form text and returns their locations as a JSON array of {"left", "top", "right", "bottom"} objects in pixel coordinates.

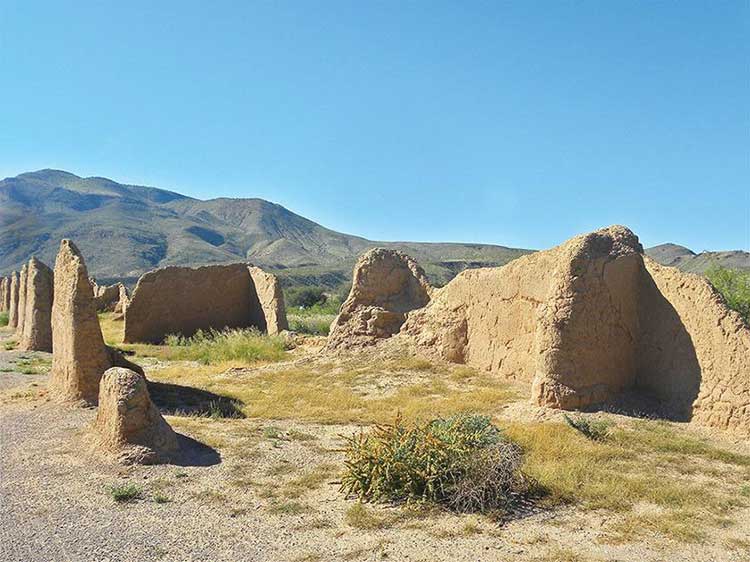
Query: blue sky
[{"left": 1, "top": 1, "right": 747, "bottom": 251}]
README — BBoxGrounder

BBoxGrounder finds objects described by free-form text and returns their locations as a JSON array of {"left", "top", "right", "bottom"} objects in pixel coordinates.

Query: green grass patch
[
  {"left": 14, "top": 356, "right": 51, "bottom": 375},
  {"left": 286, "top": 294, "right": 341, "bottom": 335},
  {"left": 288, "top": 313, "right": 335, "bottom": 336},
  {"left": 345, "top": 503, "right": 401, "bottom": 529},
  {"left": 107, "top": 483, "right": 143, "bottom": 503},
  {"left": 164, "top": 328, "right": 286, "bottom": 365},
  {"left": 146, "top": 360, "right": 518, "bottom": 425},
  {"left": 0, "top": 311, "right": 8, "bottom": 327}
]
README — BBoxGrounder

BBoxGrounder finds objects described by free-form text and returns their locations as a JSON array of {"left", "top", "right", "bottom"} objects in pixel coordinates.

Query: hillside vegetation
[{"left": 0, "top": 170, "right": 529, "bottom": 288}]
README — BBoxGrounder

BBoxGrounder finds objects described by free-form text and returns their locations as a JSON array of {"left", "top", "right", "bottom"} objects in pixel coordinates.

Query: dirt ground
[{"left": 1, "top": 327, "right": 749, "bottom": 562}]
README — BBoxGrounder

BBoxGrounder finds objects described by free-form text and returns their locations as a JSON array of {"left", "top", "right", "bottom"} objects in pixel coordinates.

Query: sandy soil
[{"left": 1, "top": 329, "right": 748, "bottom": 562}]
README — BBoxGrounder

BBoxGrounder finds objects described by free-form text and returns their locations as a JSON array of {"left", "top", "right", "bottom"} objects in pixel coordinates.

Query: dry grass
[
  {"left": 505, "top": 420, "right": 750, "bottom": 543},
  {"left": 530, "top": 547, "right": 597, "bottom": 562},
  {"left": 98, "top": 312, "right": 123, "bottom": 346},
  {"left": 146, "top": 359, "right": 518, "bottom": 425},
  {"left": 344, "top": 503, "right": 402, "bottom": 530},
  {"left": 99, "top": 313, "right": 287, "bottom": 366},
  {"left": 89, "top": 326, "right": 750, "bottom": 547}
]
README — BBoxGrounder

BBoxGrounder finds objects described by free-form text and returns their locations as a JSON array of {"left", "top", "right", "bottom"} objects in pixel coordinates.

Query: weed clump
[
  {"left": 0, "top": 311, "right": 8, "bottom": 327},
  {"left": 164, "top": 328, "right": 286, "bottom": 365},
  {"left": 340, "top": 414, "right": 533, "bottom": 514},
  {"left": 107, "top": 483, "right": 143, "bottom": 503},
  {"left": 563, "top": 414, "right": 611, "bottom": 441}
]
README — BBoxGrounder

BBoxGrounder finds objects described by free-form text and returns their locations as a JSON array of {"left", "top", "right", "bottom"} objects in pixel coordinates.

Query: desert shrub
[
  {"left": 563, "top": 414, "right": 611, "bottom": 441},
  {"left": 0, "top": 311, "right": 8, "bottom": 327},
  {"left": 340, "top": 414, "right": 532, "bottom": 513},
  {"left": 286, "top": 287, "right": 328, "bottom": 309},
  {"left": 705, "top": 265, "right": 750, "bottom": 324},
  {"left": 164, "top": 328, "right": 286, "bottom": 364}
]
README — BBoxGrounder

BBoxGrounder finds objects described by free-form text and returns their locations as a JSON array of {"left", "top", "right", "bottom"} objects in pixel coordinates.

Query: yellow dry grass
[
  {"left": 146, "top": 360, "right": 519, "bottom": 425},
  {"left": 94, "top": 312, "right": 750, "bottom": 546},
  {"left": 505, "top": 420, "right": 750, "bottom": 543}
]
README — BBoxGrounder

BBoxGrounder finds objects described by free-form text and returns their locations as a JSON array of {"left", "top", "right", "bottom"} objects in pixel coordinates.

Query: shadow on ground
[
  {"left": 171, "top": 434, "right": 222, "bottom": 467},
  {"left": 147, "top": 380, "right": 245, "bottom": 419}
]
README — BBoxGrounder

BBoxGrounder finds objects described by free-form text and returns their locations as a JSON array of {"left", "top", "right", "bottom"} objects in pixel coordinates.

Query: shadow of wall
[{"left": 635, "top": 268, "right": 701, "bottom": 421}]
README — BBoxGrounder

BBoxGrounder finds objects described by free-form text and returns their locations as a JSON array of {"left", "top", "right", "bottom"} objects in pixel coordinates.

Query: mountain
[
  {"left": 645, "top": 243, "right": 750, "bottom": 274},
  {"left": 0, "top": 170, "right": 531, "bottom": 289}
]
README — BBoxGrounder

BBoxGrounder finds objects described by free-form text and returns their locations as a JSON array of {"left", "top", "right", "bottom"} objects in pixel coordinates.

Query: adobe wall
[
  {"left": 19, "top": 257, "right": 54, "bottom": 352},
  {"left": 123, "top": 263, "right": 266, "bottom": 344},
  {"left": 248, "top": 266, "right": 288, "bottom": 335},
  {"left": 327, "top": 249, "right": 432, "bottom": 349}
]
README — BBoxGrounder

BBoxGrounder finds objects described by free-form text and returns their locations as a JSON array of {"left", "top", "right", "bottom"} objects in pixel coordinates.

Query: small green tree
[
  {"left": 286, "top": 287, "right": 328, "bottom": 308},
  {"left": 705, "top": 265, "right": 750, "bottom": 325}
]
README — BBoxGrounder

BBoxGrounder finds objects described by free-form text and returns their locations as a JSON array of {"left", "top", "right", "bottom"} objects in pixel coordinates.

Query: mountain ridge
[
  {"left": 1, "top": 170, "right": 747, "bottom": 289},
  {"left": 0, "top": 169, "right": 531, "bottom": 287}
]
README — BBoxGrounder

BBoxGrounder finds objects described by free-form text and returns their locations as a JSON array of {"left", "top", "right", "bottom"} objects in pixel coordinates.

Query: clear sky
[{"left": 1, "top": 1, "right": 747, "bottom": 251}]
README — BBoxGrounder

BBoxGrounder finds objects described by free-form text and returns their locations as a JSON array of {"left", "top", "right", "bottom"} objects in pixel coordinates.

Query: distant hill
[
  {"left": 645, "top": 243, "right": 750, "bottom": 274},
  {"left": 0, "top": 170, "right": 531, "bottom": 289}
]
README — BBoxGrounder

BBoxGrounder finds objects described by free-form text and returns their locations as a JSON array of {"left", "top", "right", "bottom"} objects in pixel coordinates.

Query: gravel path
[{"left": 0, "top": 401, "right": 281, "bottom": 562}]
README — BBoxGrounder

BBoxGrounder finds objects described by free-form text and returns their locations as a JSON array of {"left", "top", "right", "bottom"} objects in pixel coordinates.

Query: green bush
[
  {"left": 0, "top": 311, "right": 8, "bottom": 327},
  {"left": 563, "top": 414, "right": 611, "bottom": 441},
  {"left": 286, "top": 287, "right": 328, "bottom": 309},
  {"left": 705, "top": 265, "right": 750, "bottom": 324},
  {"left": 164, "top": 328, "right": 286, "bottom": 364},
  {"left": 340, "top": 414, "right": 532, "bottom": 513}
]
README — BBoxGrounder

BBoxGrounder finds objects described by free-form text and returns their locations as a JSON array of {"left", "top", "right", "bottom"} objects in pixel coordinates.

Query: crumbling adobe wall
[
  {"left": 123, "top": 263, "right": 267, "bottom": 344},
  {"left": 51, "top": 240, "right": 142, "bottom": 404},
  {"left": 95, "top": 367, "right": 179, "bottom": 465},
  {"left": 8, "top": 271, "right": 19, "bottom": 329},
  {"left": 19, "top": 257, "right": 54, "bottom": 352},
  {"left": 403, "top": 226, "right": 642, "bottom": 408},
  {"left": 16, "top": 264, "right": 28, "bottom": 336},
  {"left": 0, "top": 276, "right": 8, "bottom": 312},
  {"left": 248, "top": 266, "right": 288, "bottom": 335},
  {"left": 95, "top": 283, "right": 127, "bottom": 312},
  {"left": 530, "top": 228, "right": 643, "bottom": 409},
  {"left": 400, "top": 226, "right": 750, "bottom": 433},
  {"left": 327, "top": 248, "right": 432, "bottom": 349},
  {"left": 637, "top": 258, "right": 749, "bottom": 430},
  {"left": 113, "top": 284, "right": 130, "bottom": 315}
]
